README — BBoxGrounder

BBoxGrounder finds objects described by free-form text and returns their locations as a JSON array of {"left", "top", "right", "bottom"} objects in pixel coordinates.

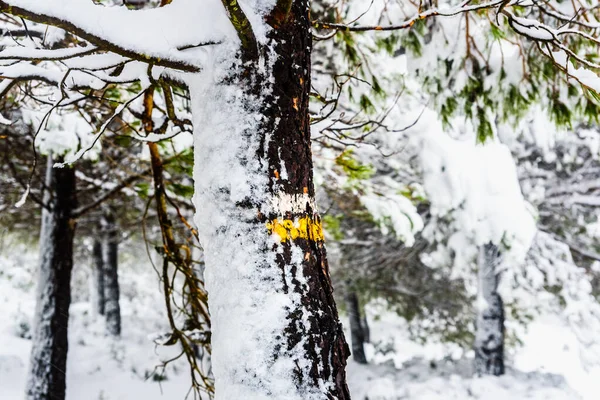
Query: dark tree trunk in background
[
  {"left": 474, "top": 242, "right": 505, "bottom": 376},
  {"left": 91, "top": 237, "right": 105, "bottom": 316},
  {"left": 102, "top": 210, "right": 121, "bottom": 337},
  {"left": 361, "top": 313, "right": 370, "bottom": 344},
  {"left": 346, "top": 291, "right": 367, "bottom": 364},
  {"left": 26, "top": 155, "right": 77, "bottom": 400}
]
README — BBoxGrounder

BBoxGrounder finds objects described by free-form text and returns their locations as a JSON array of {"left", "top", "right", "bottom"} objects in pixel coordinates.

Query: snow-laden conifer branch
[
  {"left": 0, "top": 0, "right": 230, "bottom": 72},
  {"left": 314, "top": 0, "right": 600, "bottom": 97}
]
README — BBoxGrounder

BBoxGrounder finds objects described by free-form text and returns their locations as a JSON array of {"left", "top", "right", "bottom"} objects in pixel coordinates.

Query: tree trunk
[
  {"left": 26, "top": 155, "right": 77, "bottom": 400},
  {"left": 102, "top": 210, "right": 121, "bottom": 337},
  {"left": 361, "top": 314, "right": 370, "bottom": 344},
  {"left": 90, "top": 237, "right": 105, "bottom": 317},
  {"left": 189, "top": 1, "right": 350, "bottom": 398},
  {"left": 474, "top": 242, "right": 505, "bottom": 376},
  {"left": 190, "top": 247, "right": 209, "bottom": 364},
  {"left": 345, "top": 291, "right": 367, "bottom": 364}
]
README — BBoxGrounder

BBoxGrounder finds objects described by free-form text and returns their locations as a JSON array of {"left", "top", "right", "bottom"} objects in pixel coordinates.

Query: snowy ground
[
  {"left": 0, "top": 243, "right": 598, "bottom": 400},
  {"left": 347, "top": 309, "right": 597, "bottom": 400}
]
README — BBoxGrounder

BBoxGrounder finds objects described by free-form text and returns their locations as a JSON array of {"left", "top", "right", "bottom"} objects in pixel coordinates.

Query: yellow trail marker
[{"left": 266, "top": 216, "right": 325, "bottom": 243}]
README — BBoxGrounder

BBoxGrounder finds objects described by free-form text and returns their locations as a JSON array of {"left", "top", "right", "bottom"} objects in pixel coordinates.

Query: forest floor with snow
[{"left": 1, "top": 242, "right": 599, "bottom": 400}]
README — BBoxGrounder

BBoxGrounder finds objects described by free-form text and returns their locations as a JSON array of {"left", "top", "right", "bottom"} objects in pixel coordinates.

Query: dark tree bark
[
  {"left": 91, "top": 237, "right": 105, "bottom": 316},
  {"left": 474, "top": 242, "right": 505, "bottom": 376},
  {"left": 345, "top": 291, "right": 367, "bottom": 364},
  {"left": 361, "top": 314, "right": 370, "bottom": 344},
  {"left": 26, "top": 155, "right": 77, "bottom": 400},
  {"left": 260, "top": 1, "right": 350, "bottom": 395},
  {"left": 101, "top": 210, "right": 121, "bottom": 337}
]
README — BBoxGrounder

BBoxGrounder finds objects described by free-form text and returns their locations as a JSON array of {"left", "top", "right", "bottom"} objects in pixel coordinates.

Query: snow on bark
[
  {"left": 474, "top": 242, "right": 505, "bottom": 376},
  {"left": 90, "top": 237, "right": 105, "bottom": 317},
  {"left": 187, "top": 1, "right": 350, "bottom": 398},
  {"left": 26, "top": 155, "right": 76, "bottom": 400},
  {"left": 102, "top": 210, "right": 121, "bottom": 337}
]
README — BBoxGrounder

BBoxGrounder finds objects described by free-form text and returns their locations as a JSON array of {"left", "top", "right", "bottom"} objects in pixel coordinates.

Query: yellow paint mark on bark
[
  {"left": 293, "top": 97, "right": 299, "bottom": 111},
  {"left": 274, "top": 170, "right": 280, "bottom": 179},
  {"left": 266, "top": 216, "right": 325, "bottom": 243}
]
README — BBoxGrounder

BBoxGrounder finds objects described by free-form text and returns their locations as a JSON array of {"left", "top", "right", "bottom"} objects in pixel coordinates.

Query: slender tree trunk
[
  {"left": 190, "top": 247, "right": 209, "bottom": 363},
  {"left": 345, "top": 291, "right": 367, "bottom": 364},
  {"left": 26, "top": 155, "right": 77, "bottom": 400},
  {"left": 189, "top": 1, "right": 350, "bottom": 398},
  {"left": 90, "top": 237, "right": 105, "bottom": 317},
  {"left": 474, "top": 242, "right": 505, "bottom": 376},
  {"left": 102, "top": 210, "right": 121, "bottom": 337}
]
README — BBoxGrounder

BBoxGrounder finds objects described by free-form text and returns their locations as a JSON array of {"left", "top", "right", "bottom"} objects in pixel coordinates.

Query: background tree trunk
[
  {"left": 90, "top": 237, "right": 105, "bottom": 317},
  {"left": 102, "top": 210, "right": 121, "bottom": 337},
  {"left": 474, "top": 242, "right": 505, "bottom": 376},
  {"left": 26, "top": 155, "right": 77, "bottom": 400},
  {"left": 361, "top": 313, "right": 370, "bottom": 344},
  {"left": 346, "top": 290, "right": 367, "bottom": 364}
]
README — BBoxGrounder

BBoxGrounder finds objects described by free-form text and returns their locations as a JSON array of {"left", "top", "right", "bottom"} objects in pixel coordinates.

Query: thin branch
[
  {"left": 313, "top": 0, "right": 504, "bottom": 32},
  {"left": 219, "top": 0, "right": 258, "bottom": 61}
]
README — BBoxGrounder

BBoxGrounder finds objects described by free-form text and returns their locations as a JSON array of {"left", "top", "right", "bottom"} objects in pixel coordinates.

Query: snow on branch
[
  {"left": 0, "top": 0, "right": 233, "bottom": 72},
  {"left": 0, "top": 62, "right": 105, "bottom": 89},
  {"left": 0, "top": 46, "right": 97, "bottom": 62}
]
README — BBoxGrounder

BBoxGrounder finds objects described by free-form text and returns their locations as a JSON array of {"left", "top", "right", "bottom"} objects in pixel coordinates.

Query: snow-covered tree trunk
[
  {"left": 90, "top": 237, "right": 105, "bottom": 317},
  {"left": 26, "top": 155, "right": 76, "bottom": 400},
  {"left": 346, "top": 290, "right": 367, "bottom": 364},
  {"left": 102, "top": 210, "right": 121, "bottom": 337},
  {"left": 474, "top": 242, "right": 505, "bottom": 376},
  {"left": 190, "top": 1, "right": 350, "bottom": 398}
]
